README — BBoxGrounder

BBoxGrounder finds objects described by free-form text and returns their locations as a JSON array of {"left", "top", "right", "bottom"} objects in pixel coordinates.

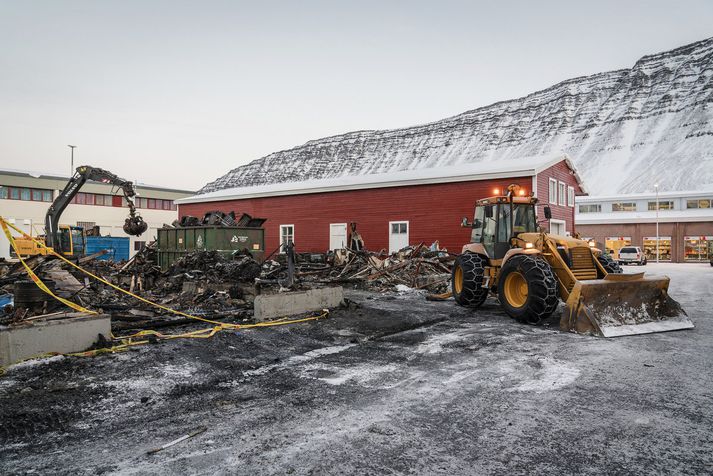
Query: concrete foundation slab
[
  {"left": 254, "top": 287, "right": 344, "bottom": 321},
  {"left": 0, "top": 313, "right": 111, "bottom": 367}
]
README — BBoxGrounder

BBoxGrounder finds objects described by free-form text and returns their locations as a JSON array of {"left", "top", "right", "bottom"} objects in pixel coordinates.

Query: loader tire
[
  {"left": 597, "top": 254, "right": 622, "bottom": 274},
  {"left": 497, "top": 255, "right": 559, "bottom": 325},
  {"left": 452, "top": 253, "right": 489, "bottom": 308}
]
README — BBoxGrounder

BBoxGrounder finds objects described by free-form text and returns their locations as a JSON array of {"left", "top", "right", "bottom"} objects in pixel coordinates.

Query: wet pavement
[{"left": 1, "top": 263, "right": 711, "bottom": 475}]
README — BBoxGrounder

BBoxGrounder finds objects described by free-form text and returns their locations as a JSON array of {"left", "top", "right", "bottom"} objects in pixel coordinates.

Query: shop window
[
  {"left": 75, "top": 193, "right": 86, "bottom": 204},
  {"left": 0, "top": 186, "right": 7, "bottom": 199},
  {"left": 20, "top": 188, "right": 31, "bottom": 201},
  {"left": 605, "top": 237, "right": 632, "bottom": 260},
  {"left": 558, "top": 181, "right": 566, "bottom": 206},
  {"left": 280, "top": 224, "right": 294, "bottom": 252},
  {"left": 578, "top": 204, "right": 601, "bottom": 213},
  {"left": 31, "top": 189, "right": 42, "bottom": 201},
  {"left": 42, "top": 190, "right": 53, "bottom": 202},
  {"left": 684, "top": 236, "right": 712, "bottom": 262},
  {"left": 148, "top": 199, "right": 156, "bottom": 209},
  {"left": 567, "top": 186, "right": 575, "bottom": 207},
  {"left": 643, "top": 237, "right": 671, "bottom": 261},
  {"left": 648, "top": 201, "right": 673, "bottom": 211},
  {"left": 548, "top": 178, "right": 557, "bottom": 204},
  {"left": 612, "top": 202, "right": 636, "bottom": 212},
  {"left": 162, "top": 200, "right": 172, "bottom": 210},
  {"left": 10, "top": 188, "right": 20, "bottom": 200}
]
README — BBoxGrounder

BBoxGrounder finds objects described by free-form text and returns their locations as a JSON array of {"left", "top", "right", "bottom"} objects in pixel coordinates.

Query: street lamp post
[
  {"left": 68, "top": 145, "right": 77, "bottom": 175},
  {"left": 655, "top": 183, "right": 659, "bottom": 264}
]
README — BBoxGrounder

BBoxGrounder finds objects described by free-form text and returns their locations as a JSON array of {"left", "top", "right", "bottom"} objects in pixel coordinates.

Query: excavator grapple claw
[{"left": 123, "top": 215, "right": 148, "bottom": 236}]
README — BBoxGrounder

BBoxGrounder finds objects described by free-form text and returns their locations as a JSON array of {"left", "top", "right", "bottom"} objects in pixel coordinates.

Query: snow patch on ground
[
  {"left": 104, "top": 362, "right": 198, "bottom": 394},
  {"left": 300, "top": 362, "right": 400, "bottom": 387},
  {"left": 3, "top": 355, "right": 65, "bottom": 372},
  {"left": 239, "top": 344, "right": 358, "bottom": 379},
  {"left": 414, "top": 331, "right": 469, "bottom": 354},
  {"left": 505, "top": 357, "right": 580, "bottom": 393}
]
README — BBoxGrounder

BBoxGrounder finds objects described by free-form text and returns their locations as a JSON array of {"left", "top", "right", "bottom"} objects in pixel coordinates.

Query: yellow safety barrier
[
  {"left": 0, "top": 215, "right": 330, "bottom": 374},
  {"left": 1, "top": 218, "right": 96, "bottom": 314}
]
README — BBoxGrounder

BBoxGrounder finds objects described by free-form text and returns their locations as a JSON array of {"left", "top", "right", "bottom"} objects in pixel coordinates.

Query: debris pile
[
  {"left": 287, "top": 244, "right": 454, "bottom": 293},
  {"left": 1, "top": 241, "right": 455, "bottom": 329}
]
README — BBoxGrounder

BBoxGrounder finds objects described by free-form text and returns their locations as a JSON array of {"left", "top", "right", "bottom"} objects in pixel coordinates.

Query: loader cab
[
  {"left": 58, "top": 225, "right": 85, "bottom": 257},
  {"left": 470, "top": 198, "right": 537, "bottom": 259}
]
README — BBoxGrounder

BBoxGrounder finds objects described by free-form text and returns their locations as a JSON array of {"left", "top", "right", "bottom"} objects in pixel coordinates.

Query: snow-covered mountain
[{"left": 200, "top": 38, "right": 713, "bottom": 196}]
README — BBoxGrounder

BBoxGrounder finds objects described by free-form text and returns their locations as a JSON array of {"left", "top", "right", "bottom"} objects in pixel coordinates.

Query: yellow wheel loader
[{"left": 452, "top": 184, "right": 692, "bottom": 337}]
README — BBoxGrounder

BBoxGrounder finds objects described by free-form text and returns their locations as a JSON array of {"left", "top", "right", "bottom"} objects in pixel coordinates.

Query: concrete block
[
  {"left": 0, "top": 313, "right": 111, "bottom": 367},
  {"left": 254, "top": 286, "right": 344, "bottom": 321}
]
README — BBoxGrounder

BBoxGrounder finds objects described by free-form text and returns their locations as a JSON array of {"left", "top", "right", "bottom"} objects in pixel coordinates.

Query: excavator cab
[{"left": 58, "top": 225, "right": 85, "bottom": 257}]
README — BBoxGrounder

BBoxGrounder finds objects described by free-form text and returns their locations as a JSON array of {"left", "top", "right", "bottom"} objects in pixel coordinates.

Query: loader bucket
[{"left": 561, "top": 273, "right": 693, "bottom": 337}]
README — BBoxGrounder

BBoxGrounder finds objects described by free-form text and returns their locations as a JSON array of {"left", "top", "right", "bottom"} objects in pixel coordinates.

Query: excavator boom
[{"left": 45, "top": 166, "right": 148, "bottom": 250}]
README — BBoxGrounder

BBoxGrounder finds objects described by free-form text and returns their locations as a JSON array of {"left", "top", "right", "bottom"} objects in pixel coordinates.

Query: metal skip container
[{"left": 157, "top": 226, "right": 265, "bottom": 270}]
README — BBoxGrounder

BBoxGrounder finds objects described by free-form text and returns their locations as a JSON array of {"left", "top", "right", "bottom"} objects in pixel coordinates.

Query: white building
[
  {"left": 575, "top": 191, "right": 713, "bottom": 263},
  {"left": 0, "top": 168, "right": 194, "bottom": 259}
]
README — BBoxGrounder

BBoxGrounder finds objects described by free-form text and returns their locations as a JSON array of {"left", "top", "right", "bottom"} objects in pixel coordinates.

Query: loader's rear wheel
[
  {"left": 452, "top": 253, "right": 489, "bottom": 308},
  {"left": 597, "top": 254, "right": 622, "bottom": 274},
  {"left": 497, "top": 255, "right": 559, "bottom": 325}
]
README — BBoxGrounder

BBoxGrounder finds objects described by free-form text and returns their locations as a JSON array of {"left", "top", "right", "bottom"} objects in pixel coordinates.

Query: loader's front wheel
[
  {"left": 597, "top": 254, "right": 623, "bottom": 274},
  {"left": 452, "top": 253, "right": 489, "bottom": 308},
  {"left": 497, "top": 255, "right": 559, "bottom": 324}
]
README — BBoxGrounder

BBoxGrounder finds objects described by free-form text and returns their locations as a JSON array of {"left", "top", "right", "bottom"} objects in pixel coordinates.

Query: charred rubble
[{"left": 0, "top": 242, "right": 454, "bottom": 331}]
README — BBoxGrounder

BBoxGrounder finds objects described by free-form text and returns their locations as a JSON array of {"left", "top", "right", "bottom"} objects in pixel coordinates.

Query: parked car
[{"left": 618, "top": 246, "right": 647, "bottom": 265}]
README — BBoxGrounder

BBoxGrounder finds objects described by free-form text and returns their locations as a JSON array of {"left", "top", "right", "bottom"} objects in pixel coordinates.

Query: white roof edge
[
  {"left": 177, "top": 169, "right": 536, "bottom": 204},
  {"left": 532, "top": 153, "right": 588, "bottom": 195},
  {"left": 576, "top": 215, "right": 713, "bottom": 225},
  {"left": 576, "top": 190, "right": 713, "bottom": 202},
  {"left": 177, "top": 154, "right": 577, "bottom": 205},
  {"left": 0, "top": 167, "right": 195, "bottom": 194}
]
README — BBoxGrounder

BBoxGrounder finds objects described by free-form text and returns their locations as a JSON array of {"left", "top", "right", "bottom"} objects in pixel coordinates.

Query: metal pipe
[
  {"left": 68, "top": 145, "right": 77, "bottom": 176},
  {"left": 655, "top": 183, "right": 659, "bottom": 264}
]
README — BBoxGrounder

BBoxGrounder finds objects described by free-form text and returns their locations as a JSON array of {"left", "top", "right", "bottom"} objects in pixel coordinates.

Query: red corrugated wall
[
  {"left": 536, "top": 160, "right": 583, "bottom": 234},
  {"left": 179, "top": 161, "right": 583, "bottom": 254}
]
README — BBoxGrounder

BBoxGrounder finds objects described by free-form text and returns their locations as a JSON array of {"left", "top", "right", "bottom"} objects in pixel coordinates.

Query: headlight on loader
[{"left": 525, "top": 242, "right": 534, "bottom": 249}]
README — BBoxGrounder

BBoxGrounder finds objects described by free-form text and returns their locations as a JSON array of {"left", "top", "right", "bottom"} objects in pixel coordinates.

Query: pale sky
[{"left": 1, "top": 0, "right": 712, "bottom": 191}]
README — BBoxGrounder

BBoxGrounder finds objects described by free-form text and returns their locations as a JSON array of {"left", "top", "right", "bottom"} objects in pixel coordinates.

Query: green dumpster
[{"left": 157, "top": 226, "right": 265, "bottom": 270}]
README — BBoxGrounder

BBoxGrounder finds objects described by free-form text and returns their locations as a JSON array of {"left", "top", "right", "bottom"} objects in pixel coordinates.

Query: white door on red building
[
  {"left": 389, "top": 221, "right": 409, "bottom": 253},
  {"left": 329, "top": 223, "right": 347, "bottom": 250},
  {"left": 550, "top": 219, "right": 566, "bottom": 236}
]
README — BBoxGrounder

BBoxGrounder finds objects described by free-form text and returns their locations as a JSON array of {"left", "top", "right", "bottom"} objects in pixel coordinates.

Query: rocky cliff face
[{"left": 200, "top": 38, "right": 713, "bottom": 196}]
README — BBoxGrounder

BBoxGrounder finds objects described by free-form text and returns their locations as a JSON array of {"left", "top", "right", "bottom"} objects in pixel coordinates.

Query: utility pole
[
  {"left": 68, "top": 145, "right": 77, "bottom": 175},
  {"left": 655, "top": 182, "right": 659, "bottom": 264}
]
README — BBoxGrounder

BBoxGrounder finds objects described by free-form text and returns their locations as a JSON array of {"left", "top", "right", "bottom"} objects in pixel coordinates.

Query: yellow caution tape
[
  {"left": 0, "top": 218, "right": 96, "bottom": 314},
  {"left": 0, "top": 215, "right": 332, "bottom": 374}
]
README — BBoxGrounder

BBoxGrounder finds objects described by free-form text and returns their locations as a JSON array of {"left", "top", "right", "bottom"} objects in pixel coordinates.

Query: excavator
[
  {"left": 12, "top": 166, "right": 148, "bottom": 258},
  {"left": 451, "top": 184, "right": 693, "bottom": 337}
]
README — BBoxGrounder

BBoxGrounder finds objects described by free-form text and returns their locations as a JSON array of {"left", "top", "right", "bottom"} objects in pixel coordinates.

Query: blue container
[{"left": 85, "top": 236, "right": 130, "bottom": 262}]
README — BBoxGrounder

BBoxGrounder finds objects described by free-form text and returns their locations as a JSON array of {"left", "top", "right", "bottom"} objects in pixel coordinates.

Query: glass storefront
[
  {"left": 683, "top": 236, "right": 713, "bottom": 262},
  {"left": 605, "top": 237, "right": 631, "bottom": 260},
  {"left": 643, "top": 237, "right": 671, "bottom": 261}
]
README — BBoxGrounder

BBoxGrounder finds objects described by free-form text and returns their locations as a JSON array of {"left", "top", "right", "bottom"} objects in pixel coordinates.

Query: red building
[{"left": 177, "top": 154, "right": 586, "bottom": 254}]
